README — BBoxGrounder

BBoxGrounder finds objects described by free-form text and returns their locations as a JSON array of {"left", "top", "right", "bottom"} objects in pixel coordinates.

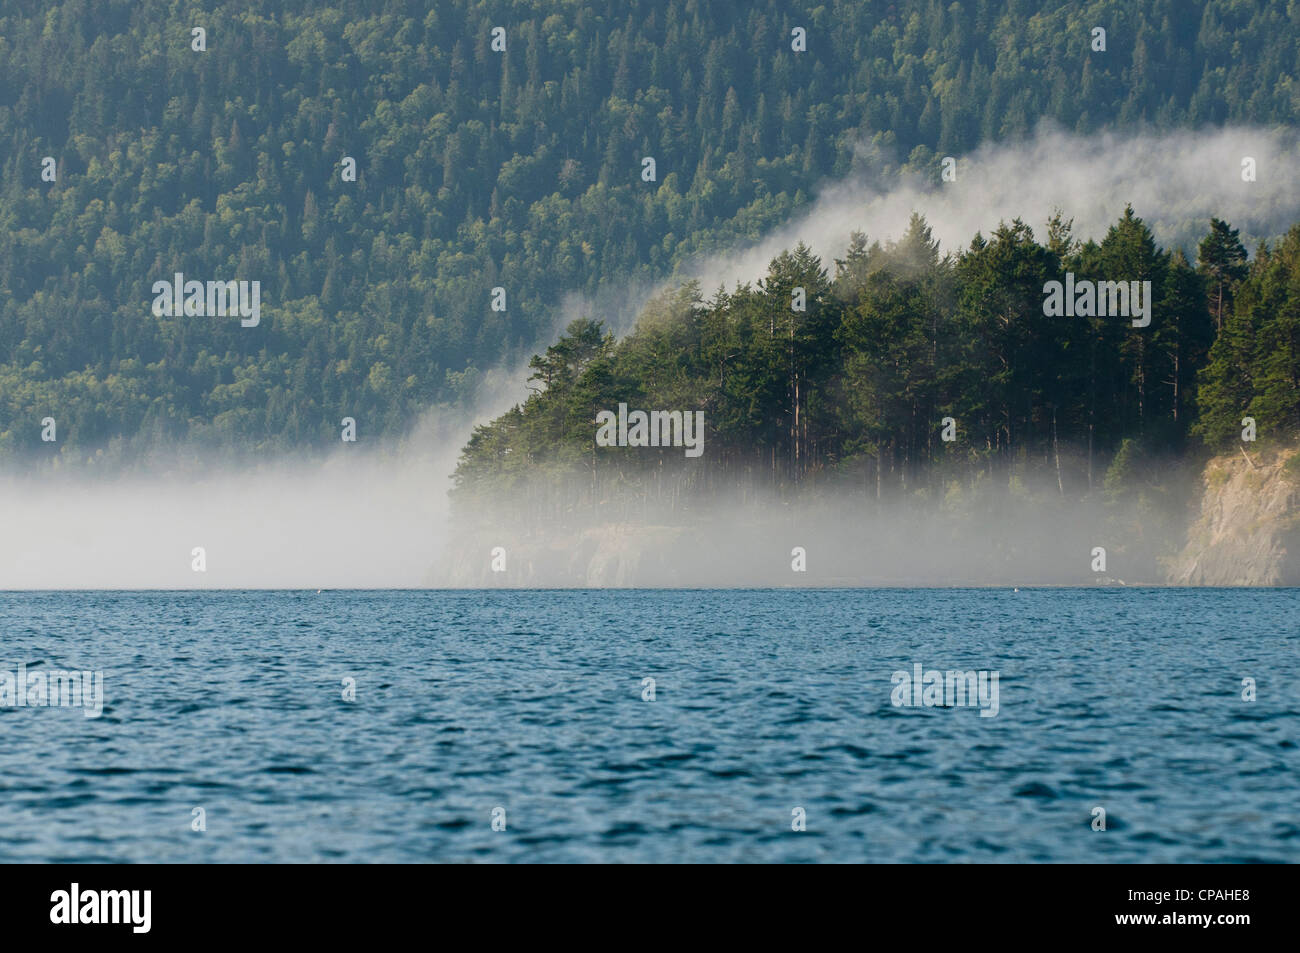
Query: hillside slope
[{"left": 4, "top": 0, "right": 1299, "bottom": 463}]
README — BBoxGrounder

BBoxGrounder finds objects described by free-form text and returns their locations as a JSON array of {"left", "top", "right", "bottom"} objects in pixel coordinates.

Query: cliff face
[{"left": 1168, "top": 447, "right": 1300, "bottom": 586}]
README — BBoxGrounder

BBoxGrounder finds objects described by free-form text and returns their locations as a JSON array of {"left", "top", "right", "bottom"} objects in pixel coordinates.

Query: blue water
[{"left": 0, "top": 589, "right": 1295, "bottom": 863}]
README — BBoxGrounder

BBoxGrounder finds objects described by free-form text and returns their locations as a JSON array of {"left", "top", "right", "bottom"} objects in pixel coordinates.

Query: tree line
[{"left": 452, "top": 210, "right": 1297, "bottom": 522}]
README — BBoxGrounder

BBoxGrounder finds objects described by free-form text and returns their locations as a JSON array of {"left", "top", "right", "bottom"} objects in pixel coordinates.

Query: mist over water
[
  {"left": 1, "top": 370, "right": 531, "bottom": 590},
  {"left": 5, "top": 125, "right": 1287, "bottom": 589},
  {"left": 441, "top": 458, "right": 1191, "bottom": 587},
  {"left": 2, "top": 457, "right": 443, "bottom": 590}
]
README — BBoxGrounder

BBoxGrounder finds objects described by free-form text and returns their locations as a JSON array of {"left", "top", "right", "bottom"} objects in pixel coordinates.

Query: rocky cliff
[{"left": 1168, "top": 446, "right": 1300, "bottom": 585}]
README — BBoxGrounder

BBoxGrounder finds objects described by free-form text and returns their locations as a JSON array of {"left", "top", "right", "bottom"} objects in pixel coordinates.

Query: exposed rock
[{"left": 1168, "top": 446, "right": 1300, "bottom": 585}]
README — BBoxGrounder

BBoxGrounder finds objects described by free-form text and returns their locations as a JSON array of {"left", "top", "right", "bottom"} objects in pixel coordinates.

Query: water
[{"left": 0, "top": 588, "right": 1295, "bottom": 863}]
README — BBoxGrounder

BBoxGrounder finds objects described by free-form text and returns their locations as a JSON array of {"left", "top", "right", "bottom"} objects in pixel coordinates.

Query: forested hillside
[
  {"left": 451, "top": 210, "right": 1300, "bottom": 521},
  {"left": 2, "top": 0, "right": 1299, "bottom": 464}
]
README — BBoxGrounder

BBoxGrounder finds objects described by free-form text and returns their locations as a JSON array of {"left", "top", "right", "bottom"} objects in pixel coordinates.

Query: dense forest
[
  {"left": 450, "top": 209, "right": 1300, "bottom": 521},
  {"left": 2, "top": 0, "right": 1299, "bottom": 465}
]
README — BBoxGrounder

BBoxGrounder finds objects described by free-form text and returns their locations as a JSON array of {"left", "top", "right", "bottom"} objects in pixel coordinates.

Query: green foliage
[
  {"left": 1197, "top": 218, "right": 1250, "bottom": 331},
  {"left": 1196, "top": 226, "right": 1300, "bottom": 449},
  {"left": 453, "top": 210, "right": 1293, "bottom": 518},
  {"left": 1282, "top": 449, "right": 1300, "bottom": 483},
  {"left": 2, "top": 1, "right": 1299, "bottom": 463}
]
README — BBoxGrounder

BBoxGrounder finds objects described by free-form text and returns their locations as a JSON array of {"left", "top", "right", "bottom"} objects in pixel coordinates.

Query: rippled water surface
[{"left": 0, "top": 588, "right": 1296, "bottom": 862}]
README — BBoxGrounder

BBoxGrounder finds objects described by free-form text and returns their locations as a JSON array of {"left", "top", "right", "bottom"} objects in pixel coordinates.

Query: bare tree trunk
[
  {"left": 1172, "top": 349, "right": 1180, "bottom": 424},
  {"left": 1053, "top": 408, "right": 1064, "bottom": 496}
]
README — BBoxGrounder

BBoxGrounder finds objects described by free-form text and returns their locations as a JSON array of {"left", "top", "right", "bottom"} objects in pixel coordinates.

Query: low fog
[
  {"left": 4, "top": 124, "right": 1294, "bottom": 589},
  {"left": 438, "top": 457, "right": 1199, "bottom": 588},
  {"left": 0, "top": 370, "right": 529, "bottom": 590}
]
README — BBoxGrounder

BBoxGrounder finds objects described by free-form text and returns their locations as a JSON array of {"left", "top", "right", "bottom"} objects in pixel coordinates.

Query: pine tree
[{"left": 1197, "top": 218, "right": 1249, "bottom": 332}]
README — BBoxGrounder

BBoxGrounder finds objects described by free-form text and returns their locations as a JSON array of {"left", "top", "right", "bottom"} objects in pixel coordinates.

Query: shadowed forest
[
  {"left": 452, "top": 210, "right": 1299, "bottom": 529},
  {"left": 3, "top": 0, "right": 1299, "bottom": 465}
]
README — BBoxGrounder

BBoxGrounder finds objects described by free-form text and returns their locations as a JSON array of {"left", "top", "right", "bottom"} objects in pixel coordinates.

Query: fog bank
[
  {"left": 690, "top": 124, "right": 1298, "bottom": 290},
  {"left": 4, "top": 124, "right": 1292, "bottom": 588}
]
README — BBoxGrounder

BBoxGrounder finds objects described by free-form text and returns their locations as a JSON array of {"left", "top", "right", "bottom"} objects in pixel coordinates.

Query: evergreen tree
[{"left": 1197, "top": 217, "right": 1249, "bottom": 332}]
